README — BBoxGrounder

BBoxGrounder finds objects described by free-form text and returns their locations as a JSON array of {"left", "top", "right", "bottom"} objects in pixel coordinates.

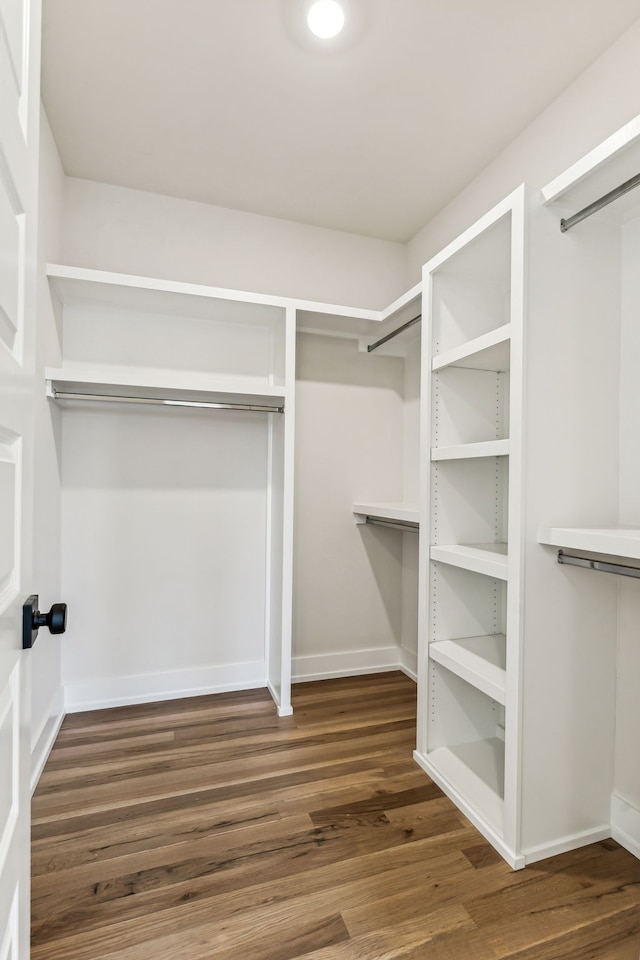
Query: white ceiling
[{"left": 41, "top": 0, "right": 640, "bottom": 243}]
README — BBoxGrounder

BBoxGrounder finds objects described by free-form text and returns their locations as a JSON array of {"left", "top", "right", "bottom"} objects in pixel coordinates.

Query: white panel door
[{"left": 0, "top": 0, "right": 41, "bottom": 956}]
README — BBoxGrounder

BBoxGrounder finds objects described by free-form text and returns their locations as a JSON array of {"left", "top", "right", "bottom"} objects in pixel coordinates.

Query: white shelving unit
[
  {"left": 47, "top": 263, "right": 420, "bottom": 712},
  {"left": 413, "top": 120, "right": 637, "bottom": 868},
  {"left": 46, "top": 264, "right": 299, "bottom": 716},
  {"left": 416, "top": 187, "right": 524, "bottom": 866}
]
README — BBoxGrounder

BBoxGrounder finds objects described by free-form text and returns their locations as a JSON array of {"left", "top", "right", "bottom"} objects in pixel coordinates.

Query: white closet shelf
[
  {"left": 429, "top": 635, "right": 506, "bottom": 704},
  {"left": 353, "top": 502, "right": 419, "bottom": 525},
  {"left": 378, "top": 281, "right": 422, "bottom": 325},
  {"left": 45, "top": 367, "right": 286, "bottom": 409},
  {"left": 362, "top": 283, "right": 422, "bottom": 357},
  {"left": 542, "top": 114, "right": 640, "bottom": 223},
  {"left": 46, "top": 262, "right": 381, "bottom": 324},
  {"left": 419, "top": 739, "right": 505, "bottom": 831},
  {"left": 538, "top": 526, "right": 640, "bottom": 561},
  {"left": 431, "top": 439, "right": 509, "bottom": 461},
  {"left": 430, "top": 543, "right": 508, "bottom": 580},
  {"left": 432, "top": 324, "right": 511, "bottom": 373}
]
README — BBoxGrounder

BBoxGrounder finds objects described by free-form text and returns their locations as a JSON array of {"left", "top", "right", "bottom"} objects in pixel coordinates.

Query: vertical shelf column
[{"left": 415, "top": 186, "right": 526, "bottom": 868}]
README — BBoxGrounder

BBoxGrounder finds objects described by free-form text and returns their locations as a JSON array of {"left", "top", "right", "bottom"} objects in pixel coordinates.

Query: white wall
[
  {"left": 62, "top": 178, "right": 408, "bottom": 309},
  {"left": 31, "top": 108, "right": 65, "bottom": 788},
  {"left": 61, "top": 404, "right": 271, "bottom": 709},
  {"left": 293, "top": 333, "right": 406, "bottom": 679},
  {"left": 407, "top": 18, "right": 640, "bottom": 277}
]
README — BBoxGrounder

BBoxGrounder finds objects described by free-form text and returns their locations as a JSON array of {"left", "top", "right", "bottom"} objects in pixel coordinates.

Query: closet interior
[{"left": 45, "top": 112, "right": 640, "bottom": 870}]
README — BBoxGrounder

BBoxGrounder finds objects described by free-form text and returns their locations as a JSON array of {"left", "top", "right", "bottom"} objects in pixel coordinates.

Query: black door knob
[
  {"left": 23, "top": 595, "right": 68, "bottom": 648},
  {"left": 34, "top": 602, "right": 67, "bottom": 635}
]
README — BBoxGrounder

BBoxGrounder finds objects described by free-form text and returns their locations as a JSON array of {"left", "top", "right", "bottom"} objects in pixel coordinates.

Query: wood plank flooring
[{"left": 32, "top": 672, "right": 640, "bottom": 959}]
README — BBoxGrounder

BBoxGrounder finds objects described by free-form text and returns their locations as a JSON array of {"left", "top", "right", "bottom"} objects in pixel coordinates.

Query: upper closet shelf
[
  {"left": 542, "top": 113, "right": 640, "bottom": 225},
  {"left": 47, "top": 263, "right": 423, "bottom": 346},
  {"left": 538, "top": 527, "right": 640, "bottom": 561},
  {"left": 361, "top": 282, "right": 422, "bottom": 357},
  {"left": 432, "top": 324, "right": 511, "bottom": 373},
  {"left": 45, "top": 367, "right": 286, "bottom": 411},
  {"left": 47, "top": 263, "right": 379, "bottom": 322}
]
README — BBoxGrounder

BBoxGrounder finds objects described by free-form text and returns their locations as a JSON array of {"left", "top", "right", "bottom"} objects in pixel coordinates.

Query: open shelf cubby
[
  {"left": 426, "top": 662, "right": 505, "bottom": 831},
  {"left": 428, "top": 562, "right": 507, "bottom": 701},
  {"left": 47, "top": 265, "right": 288, "bottom": 393},
  {"left": 430, "top": 214, "right": 512, "bottom": 358},
  {"left": 431, "top": 456, "right": 509, "bottom": 547},
  {"left": 431, "top": 366, "right": 509, "bottom": 448}
]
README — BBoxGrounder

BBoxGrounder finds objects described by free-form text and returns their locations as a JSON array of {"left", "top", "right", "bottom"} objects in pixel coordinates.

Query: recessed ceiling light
[{"left": 307, "top": 0, "right": 345, "bottom": 39}]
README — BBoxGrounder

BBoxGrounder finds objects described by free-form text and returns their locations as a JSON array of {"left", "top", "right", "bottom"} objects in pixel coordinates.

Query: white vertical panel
[
  {"left": 0, "top": 0, "right": 30, "bottom": 361},
  {"left": 0, "top": 0, "right": 41, "bottom": 953},
  {"left": 266, "top": 305, "right": 294, "bottom": 716},
  {"left": 0, "top": 433, "right": 20, "bottom": 611},
  {"left": 0, "top": 667, "right": 18, "bottom": 875},
  {"left": 0, "top": 885, "right": 19, "bottom": 960},
  {"left": 0, "top": 187, "right": 20, "bottom": 351},
  {"left": 0, "top": 464, "right": 16, "bottom": 598},
  {"left": 0, "top": 0, "right": 24, "bottom": 93}
]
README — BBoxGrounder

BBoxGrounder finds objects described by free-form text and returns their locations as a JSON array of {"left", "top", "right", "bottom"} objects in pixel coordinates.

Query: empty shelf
[
  {"left": 353, "top": 502, "right": 419, "bottom": 525},
  {"left": 538, "top": 527, "right": 640, "bottom": 561},
  {"left": 432, "top": 324, "right": 511, "bottom": 373},
  {"left": 420, "top": 739, "right": 505, "bottom": 831},
  {"left": 46, "top": 367, "right": 286, "bottom": 410},
  {"left": 430, "top": 543, "right": 508, "bottom": 579},
  {"left": 430, "top": 635, "right": 506, "bottom": 704},
  {"left": 431, "top": 439, "right": 509, "bottom": 461}
]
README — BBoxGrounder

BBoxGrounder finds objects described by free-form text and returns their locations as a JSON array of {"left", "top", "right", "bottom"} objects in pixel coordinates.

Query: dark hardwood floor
[{"left": 31, "top": 672, "right": 640, "bottom": 959}]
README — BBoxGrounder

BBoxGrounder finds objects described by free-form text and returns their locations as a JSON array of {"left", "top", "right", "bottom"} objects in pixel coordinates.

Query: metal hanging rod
[
  {"left": 52, "top": 390, "right": 284, "bottom": 413},
  {"left": 365, "top": 516, "right": 419, "bottom": 533},
  {"left": 367, "top": 314, "right": 421, "bottom": 353},
  {"left": 560, "top": 171, "right": 640, "bottom": 233},
  {"left": 557, "top": 550, "right": 640, "bottom": 580}
]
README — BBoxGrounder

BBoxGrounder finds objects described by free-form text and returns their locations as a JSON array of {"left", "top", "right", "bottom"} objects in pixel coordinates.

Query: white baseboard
[
  {"left": 399, "top": 648, "right": 417, "bottom": 681},
  {"left": 267, "top": 679, "right": 293, "bottom": 717},
  {"left": 522, "top": 825, "right": 611, "bottom": 865},
  {"left": 64, "top": 660, "right": 267, "bottom": 713},
  {"left": 611, "top": 793, "right": 640, "bottom": 860},
  {"left": 413, "top": 749, "right": 525, "bottom": 870},
  {"left": 30, "top": 686, "right": 65, "bottom": 793},
  {"left": 292, "top": 646, "right": 401, "bottom": 684}
]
